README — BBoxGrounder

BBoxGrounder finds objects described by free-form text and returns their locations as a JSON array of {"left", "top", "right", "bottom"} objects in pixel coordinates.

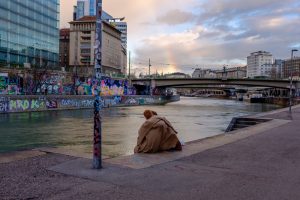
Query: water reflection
[{"left": 0, "top": 97, "right": 282, "bottom": 157}]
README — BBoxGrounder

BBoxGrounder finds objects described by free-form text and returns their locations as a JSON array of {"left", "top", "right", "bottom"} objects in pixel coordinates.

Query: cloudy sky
[{"left": 61, "top": 0, "right": 300, "bottom": 75}]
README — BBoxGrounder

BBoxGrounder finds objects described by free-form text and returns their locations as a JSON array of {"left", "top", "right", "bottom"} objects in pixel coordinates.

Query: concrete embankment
[
  {"left": 1, "top": 105, "right": 300, "bottom": 199},
  {"left": 0, "top": 95, "right": 180, "bottom": 114}
]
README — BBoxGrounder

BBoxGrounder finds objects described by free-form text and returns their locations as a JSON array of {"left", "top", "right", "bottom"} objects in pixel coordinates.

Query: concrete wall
[{"left": 0, "top": 95, "right": 180, "bottom": 114}]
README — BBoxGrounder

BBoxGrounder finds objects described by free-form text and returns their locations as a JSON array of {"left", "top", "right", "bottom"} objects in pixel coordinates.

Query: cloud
[
  {"left": 61, "top": 0, "right": 300, "bottom": 74},
  {"left": 156, "top": 9, "right": 196, "bottom": 25}
]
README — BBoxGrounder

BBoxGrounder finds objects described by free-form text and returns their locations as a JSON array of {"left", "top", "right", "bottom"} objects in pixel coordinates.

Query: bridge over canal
[{"left": 132, "top": 78, "right": 300, "bottom": 89}]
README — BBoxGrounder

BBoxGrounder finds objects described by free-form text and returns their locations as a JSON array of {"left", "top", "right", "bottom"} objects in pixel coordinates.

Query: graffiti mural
[
  {"left": 0, "top": 71, "right": 132, "bottom": 96},
  {"left": 0, "top": 76, "right": 8, "bottom": 94},
  {"left": 100, "top": 79, "right": 125, "bottom": 96},
  {"left": 46, "top": 100, "right": 58, "bottom": 109},
  {"left": 0, "top": 97, "right": 9, "bottom": 113},
  {"left": 61, "top": 99, "right": 80, "bottom": 107},
  {"left": 9, "top": 99, "right": 45, "bottom": 112},
  {"left": 0, "top": 95, "right": 165, "bottom": 113},
  {"left": 8, "top": 85, "right": 19, "bottom": 95},
  {"left": 125, "top": 98, "right": 138, "bottom": 105},
  {"left": 81, "top": 100, "right": 94, "bottom": 107}
]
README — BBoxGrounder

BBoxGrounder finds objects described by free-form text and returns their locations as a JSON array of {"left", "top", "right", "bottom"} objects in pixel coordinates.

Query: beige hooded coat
[{"left": 134, "top": 116, "right": 180, "bottom": 153}]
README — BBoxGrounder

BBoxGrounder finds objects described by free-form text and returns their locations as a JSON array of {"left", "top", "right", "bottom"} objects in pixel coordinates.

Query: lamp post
[
  {"left": 149, "top": 58, "right": 152, "bottom": 95},
  {"left": 222, "top": 65, "right": 228, "bottom": 79},
  {"left": 92, "top": 0, "right": 103, "bottom": 169},
  {"left": 289, "top": 49, "right": 298, "bottom": 114},
  {"left": 128, "top": 51, "right": 131, "bottom": 81}
]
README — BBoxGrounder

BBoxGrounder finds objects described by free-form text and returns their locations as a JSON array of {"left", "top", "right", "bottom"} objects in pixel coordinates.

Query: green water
[{"left": 0, "top": 97, "right": 282, "bottom": 157}]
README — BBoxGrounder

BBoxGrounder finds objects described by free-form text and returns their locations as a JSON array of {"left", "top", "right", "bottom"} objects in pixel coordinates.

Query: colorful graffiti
[
  {"left": 60, "top": 99, "right": 94, "bottom": 108},
  {"left": 0, "top": 75, "right": 20, "bottom": 95},
  {"left": 0, "top": 95, "right": 164, "bottom": 113},
  {"left": 46, "top": 100, "right": 58, "bottom": 109},
  {"left": 0, "top": 72, "right": 132, "bottom": 96},
  {"left": 125, "top": 98, "right": 138, "bottom": 105},
  {"left": 0, "top": 76, "right": 8, "bottom": 94},
  {"left": 0, "top": 97, "right": 9, "bottom": 113},
  {"left": 100, "top": 79, "right": 125, "bottom": 96},
  {"left": 9, "top": 99, "right": 45, "bottom": 111}
]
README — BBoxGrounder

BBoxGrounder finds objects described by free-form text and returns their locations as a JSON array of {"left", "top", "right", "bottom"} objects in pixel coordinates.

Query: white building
[
  {"left": 192, "top": 68, "right": 216, "bottom": 78},
  {"left": 247, "top": 51, "right": 273, "bottom": 78}
]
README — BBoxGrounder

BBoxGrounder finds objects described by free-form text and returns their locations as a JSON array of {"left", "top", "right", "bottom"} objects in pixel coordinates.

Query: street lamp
[
  {"left": 222, "top": 64, "right": 228, "bottom": 79},
  {"left": 289, "top": 49, "right": 298, "bottom": 114}
]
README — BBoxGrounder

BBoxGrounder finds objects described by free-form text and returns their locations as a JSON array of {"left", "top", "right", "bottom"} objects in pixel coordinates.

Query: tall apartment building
[
  {"left": 73, "top": 0, "right": 128, "bottom": 48},
  {"left": 0, "top": 0, "right": 60, "bottom": 68},
  {"left": 69, "top": 16, "right": 127, "bottom": 77},
  {"left": 59, "top": 29, "right": 70, "bottom": 68},
  {"left": 247, "top": 51, "right": 273, "bottom": 78}
]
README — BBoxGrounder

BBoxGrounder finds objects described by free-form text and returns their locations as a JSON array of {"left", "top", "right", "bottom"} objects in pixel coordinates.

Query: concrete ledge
[
  {"left": 104, "top": 118, "right": 290, "bottom": 169},
  {"left": 48, "top": 118, "right": 290, "bottom": 177},
  {"left": 247, "top": 104, "right": 300, "bottom": 118},
  {"left": 0, "top": 150, "right": 46, "bottom": 164},
  {"left": 35, "top": 147, "right": 110, "bottom": 160}
]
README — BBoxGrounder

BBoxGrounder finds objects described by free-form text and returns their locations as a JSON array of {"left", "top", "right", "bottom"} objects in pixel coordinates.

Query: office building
[
  {"left": 247, "top": 51, "right": 273, "bottom": 78},
  {"left": 74, "top": 0, "right": 128, "bottom": 48},
  {"left": 271, "top": 59, "right": 284, "bottom": 79},
  {"left": 69, "top": 16, "right": 127, "bottom": 76},
  {"left": 283, "top": 57, "right": 300, "bottom": 79},
  {"left": 109, "top": 20, "right": 127, "bottom": 48},
  {"left": 74, "top": 0, "right": 112, "bottom": 20},
  {"left": 0, "top": 0, "right": 60, "bottom": 68}
]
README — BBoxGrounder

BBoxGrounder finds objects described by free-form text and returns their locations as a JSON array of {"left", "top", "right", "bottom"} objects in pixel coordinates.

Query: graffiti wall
[
  {"left": 1, "top": 72, "right": 131, "bottom": 96},
  {"left": 0, "top": 95, "right": 179, "bottom": 113},
  {"left": 0, "top": 74, "right": 20, "bottom": 95},
  {"left": 0, "top": 97, "right": 9, "bottom": 113},
  {"left": 0, "top": 75, "right": 8, "bottom": 95},
  {"left": 75, "top": 78, "right": 129, "bottom": 96}
]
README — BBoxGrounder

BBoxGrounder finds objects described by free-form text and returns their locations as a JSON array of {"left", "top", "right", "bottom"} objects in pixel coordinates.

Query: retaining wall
[{"left": 0, "top": 95, "right": 180, "bottom": 114}]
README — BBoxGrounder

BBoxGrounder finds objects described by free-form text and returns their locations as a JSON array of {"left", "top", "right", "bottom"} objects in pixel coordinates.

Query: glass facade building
[
  {"left": 89, "top": 0, "right": 96, "bottom": 16},
  {"left": 0, "top": 0, "right": 60, "bottom": 68},
  {"left": 76, "top": 1, "right": 85, "bottom": 20}
]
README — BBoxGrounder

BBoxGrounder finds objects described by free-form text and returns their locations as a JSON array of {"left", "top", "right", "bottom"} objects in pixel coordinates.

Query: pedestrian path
[{"left": 1, "top": 105, "right": 300, "bottom": 200}]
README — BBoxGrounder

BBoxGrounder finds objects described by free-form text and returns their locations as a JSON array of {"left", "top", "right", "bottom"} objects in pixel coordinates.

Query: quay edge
[{"left": 0, "top": 95, "right": 180, "bottom": 114}]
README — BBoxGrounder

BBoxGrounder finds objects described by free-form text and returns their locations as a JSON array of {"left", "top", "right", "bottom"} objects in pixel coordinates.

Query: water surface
[{"left": 0, "top": 97, "right": 282, "bottom": 157}]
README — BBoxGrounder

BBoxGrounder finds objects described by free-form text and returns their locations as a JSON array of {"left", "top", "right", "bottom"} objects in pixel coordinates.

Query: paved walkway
[{"left": 1, "top": 105, "right": 300, "bottom": 200}]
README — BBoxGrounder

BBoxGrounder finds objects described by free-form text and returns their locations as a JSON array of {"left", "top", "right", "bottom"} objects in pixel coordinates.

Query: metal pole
[
  {"left": 149, "top": 58, "right": 151, "bottom": 76},
  {"left": 289, "top": 50, "right": 291, "bottom": 113},
  {"left": 128, "top": 51, "right": 131, "bottom": 79},
  {"left": 289, "top": 50, "right": 296, "bottom": 114},
  {"left": 93, "top": 0, "right": 103, "bottom": 169},
  {"left": 149, "top": 58, "right": 151, "bottom": 95}
]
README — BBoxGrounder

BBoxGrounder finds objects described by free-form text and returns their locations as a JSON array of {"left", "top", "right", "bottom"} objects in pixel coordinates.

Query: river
[{"left": 0, "top": 97, "right": 282, "bottom": 157}]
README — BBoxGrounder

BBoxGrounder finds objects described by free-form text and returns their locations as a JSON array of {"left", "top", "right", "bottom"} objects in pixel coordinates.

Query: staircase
[{"left": 226, "top": 117, "right": 271, "bottom": 132}]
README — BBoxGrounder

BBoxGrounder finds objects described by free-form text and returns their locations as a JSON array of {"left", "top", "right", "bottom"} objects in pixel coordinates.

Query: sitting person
[{"left": 134, "top": 110, "right": 182, "bottom": 153}]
